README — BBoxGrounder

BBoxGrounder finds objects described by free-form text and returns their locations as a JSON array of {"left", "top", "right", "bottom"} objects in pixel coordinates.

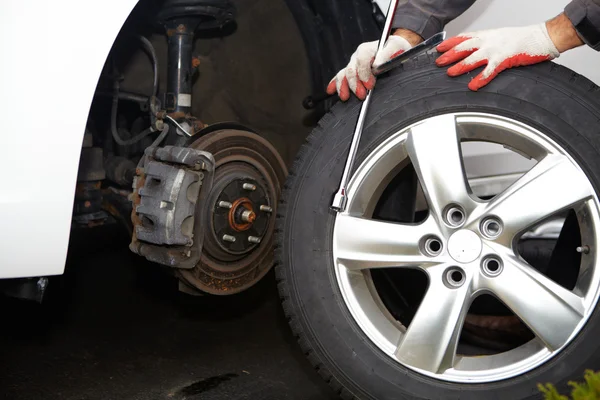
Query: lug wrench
[{"left": 330, "top": 4, "right": 446, "bottom": 212}]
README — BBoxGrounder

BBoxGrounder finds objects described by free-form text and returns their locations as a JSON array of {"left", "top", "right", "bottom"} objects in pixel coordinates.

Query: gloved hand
[
  {"left": 326, "top": 36, "right": 412, "bottom": 101},
  {"left": 436, "top": 24, "right": 560, "bottom": 91}
]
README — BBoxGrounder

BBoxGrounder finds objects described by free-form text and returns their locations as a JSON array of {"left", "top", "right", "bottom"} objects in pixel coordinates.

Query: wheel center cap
[{"left": 448, "top": 230, "right": 482, "bottom": 263}]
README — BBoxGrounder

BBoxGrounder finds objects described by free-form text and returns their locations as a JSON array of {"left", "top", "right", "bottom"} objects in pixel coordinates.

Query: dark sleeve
[
  {"left": 392, "top": 0, "right": 477, "bottom": 39},
  {"left": 565, "top": 0, "right": 600, "bottom": 50}
]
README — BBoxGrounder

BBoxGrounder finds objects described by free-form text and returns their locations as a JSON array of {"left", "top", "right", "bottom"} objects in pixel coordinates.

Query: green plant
[{"left": 539, "top": 370, "right": 600, "bottom": 400}]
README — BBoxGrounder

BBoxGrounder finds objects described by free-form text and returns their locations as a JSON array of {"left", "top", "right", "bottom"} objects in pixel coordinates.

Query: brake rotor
[{"left": 177, "top": 129, "right": 287, "bottom": 295}]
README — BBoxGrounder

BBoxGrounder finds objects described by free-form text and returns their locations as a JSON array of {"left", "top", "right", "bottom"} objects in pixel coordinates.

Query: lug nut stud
[
  {"left": 248, "top": 236, "right": 261, "bottom": 244},
  {"left": 577, "top": 245, "right": 590, "bottom": 254},
  {"left": 218, "top": 201, "right": 233, "bottom": 209},
  {"left": 222, "top": 234, "right": 236, "bottom": 243}
]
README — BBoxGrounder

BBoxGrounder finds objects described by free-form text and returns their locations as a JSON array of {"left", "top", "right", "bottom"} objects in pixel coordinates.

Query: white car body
[
  {"left": 0, "top": 0, "right": 139, "bottom": 278},
  {"left": 0, "top": 0, "right": 595, "bottom": 280}
]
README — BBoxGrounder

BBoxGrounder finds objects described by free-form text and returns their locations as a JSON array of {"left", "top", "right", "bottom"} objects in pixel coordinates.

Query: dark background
[{"left": 0, "top": 225, "right": 336, "bottom": 400}]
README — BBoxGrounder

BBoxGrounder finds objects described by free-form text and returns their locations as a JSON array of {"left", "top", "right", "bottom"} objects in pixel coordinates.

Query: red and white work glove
[
  {"left": 436, "top": 24, "right": 560, "bottom": 91},
  {"left": 326, "top": 36, "right": 412, "bottom": 101}
]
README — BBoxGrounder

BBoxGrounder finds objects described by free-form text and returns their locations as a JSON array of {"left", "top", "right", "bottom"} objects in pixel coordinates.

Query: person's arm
[
  {"left": 547, "top": 12, "right": 585, "bottom": 52},
  {"left": 564, "top": 0, "right": 600, "bottom": 50},
  {"left": 391, "top": 0, "right": 476, "bottom": 44},
  {"left": 327, "top": 0, "right": 476, "bottom": 101},
  {"left": 435, "top": 1, "right": 600, "bottom": 91},
  {"left": 326, "top": 0, "right": 478, "bottom": 101}
]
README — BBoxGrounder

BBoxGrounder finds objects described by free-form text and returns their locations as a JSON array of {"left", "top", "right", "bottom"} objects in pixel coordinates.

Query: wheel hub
[
  {"left": 447, "top": 229, "right": 482, "bottom": 263},
  {"left": 212, "top": 177, "right": 270, "bottom": 254},
  {"left": 176, "top": 129, "right": 287, "bottom": 295}
]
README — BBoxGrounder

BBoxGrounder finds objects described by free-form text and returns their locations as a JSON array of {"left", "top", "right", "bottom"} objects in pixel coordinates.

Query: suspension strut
[
  {"left": 158, "top": 0, "right": 235, "bottom": 135},
  {"left": 165, "top": 19, "right": 197, "bottom": 116}
]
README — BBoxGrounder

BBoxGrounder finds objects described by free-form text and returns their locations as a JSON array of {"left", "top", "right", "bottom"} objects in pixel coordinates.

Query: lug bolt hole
[
  {"left": 422, "top": 236, "right": 443, "bottom": 257},
  {"left": 481, "top": 217, "right": 503, "bottom": 239},
  {"left": 427, "top": 238, "right": 442, "bottom": 253},
  {"left": 445, "top": 205, "right": 466, "bottom": 227},
  {"left": 451, "top": 270, "right": 463, "bottom": 282},
  {"left": 444, "top": 267, "right": 465, "bottom": 288},
  {"left": 487, "top": 259, "right": 500, "bottom": 272},
  {"left": 482, "top": 256, "right": 503, "bottom": 277}
]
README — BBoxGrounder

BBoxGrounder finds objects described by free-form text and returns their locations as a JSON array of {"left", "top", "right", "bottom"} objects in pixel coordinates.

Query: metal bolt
[
  {"left": 243, "top": 183, "right": 256, "bottom": 191},
  {"left": 241, "top": 210, "right": 256, "bottom": 223},
  {"left": 218, "top": 201, "right": 233, "bottom": 209},
  {"left": 260, "top": 205, "right": 273, "bottom": 213},
  {"left": 577, "top": 245, "right": 590, "bottom": 254},
  {"left": 248, "top": 236, "right": 261, "bottom": 244},
  {"left": 222, "top": 234, "right": 236, "bottom": 243}
]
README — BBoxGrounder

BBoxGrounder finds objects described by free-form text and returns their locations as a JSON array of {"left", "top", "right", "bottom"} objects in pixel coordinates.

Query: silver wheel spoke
[
  {"left": 474, "top": 155, "right": 593, "bottom": 246},
  {"left": 395, "top": 266, "right": 472, "bottom": 373},
  {"left": 334, "top": 214, "right": 442, "bottom": 271},
  {"left": 484, "top": 251, "right": 584, "bottom": 350},
  {"left": 406, "top": 115, "right": 475, "bottom": 220}
]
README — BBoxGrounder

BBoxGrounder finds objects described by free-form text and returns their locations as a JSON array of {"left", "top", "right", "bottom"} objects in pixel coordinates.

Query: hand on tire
[
  {"left": 326, "top": 36, "right": 412, "bottom": 101},
  {"left": 435, "top": 24, "right": 560, "bottom": 91}
]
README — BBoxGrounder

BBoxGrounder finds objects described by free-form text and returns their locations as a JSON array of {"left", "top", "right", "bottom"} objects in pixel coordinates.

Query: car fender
[{"left": 0, "top": 0, "right": 138, "bottom": 278}]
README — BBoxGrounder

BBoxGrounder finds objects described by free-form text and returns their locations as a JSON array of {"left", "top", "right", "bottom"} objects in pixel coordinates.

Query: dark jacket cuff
[
  {"left": 565, "top": 0, "right": 600, "bottom": 51},
  {"left": 392, "top": 8, "right": 443, "bottom": 40}
]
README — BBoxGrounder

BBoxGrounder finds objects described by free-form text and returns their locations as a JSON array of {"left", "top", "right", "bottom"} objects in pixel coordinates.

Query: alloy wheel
[{"left": 333, "top": 113, "right": 600, "bottom": 382}]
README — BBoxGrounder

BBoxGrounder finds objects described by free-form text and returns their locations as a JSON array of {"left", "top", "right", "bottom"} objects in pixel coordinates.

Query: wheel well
[
  {"left": 86, "top": 0, "right": 381, "bottom": 165},
  {"left": 284, "top": 0, "right": 383, "bottom": 100}
]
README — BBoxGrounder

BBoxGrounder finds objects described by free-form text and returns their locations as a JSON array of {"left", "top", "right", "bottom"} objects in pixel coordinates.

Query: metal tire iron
[{"left": 330, "top": 0, "right": 445, "bottom": 212}]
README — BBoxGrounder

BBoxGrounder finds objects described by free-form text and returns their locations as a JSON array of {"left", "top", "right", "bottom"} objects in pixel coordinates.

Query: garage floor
[{"left": 0, "top": 226, "right": 336, "bottom": 400}]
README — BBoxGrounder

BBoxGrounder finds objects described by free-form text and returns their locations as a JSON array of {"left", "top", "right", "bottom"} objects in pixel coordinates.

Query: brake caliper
[{"left": 130, "top": 146, "right": 214, "bottom": 269}]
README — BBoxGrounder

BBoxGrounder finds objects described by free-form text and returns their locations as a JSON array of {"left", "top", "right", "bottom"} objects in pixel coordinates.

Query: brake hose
[
  {"left": 138, "top": 35, "right": 158, "bottom": 97},
  {"left": 150, "top": 123, "right": 170, "bottom": 147}
]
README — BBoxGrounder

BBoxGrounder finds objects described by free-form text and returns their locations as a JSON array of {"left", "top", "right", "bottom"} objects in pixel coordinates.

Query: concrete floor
[{"left": 0, "top": 225, "right": 336, "bottom": 400}]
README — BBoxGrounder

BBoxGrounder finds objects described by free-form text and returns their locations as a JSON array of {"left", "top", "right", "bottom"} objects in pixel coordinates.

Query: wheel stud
[
  {"left": 248, "top": 236, "right": 261, "bottom": 244},
  {"left": 577, "top": 245, "right": 590, "bottom": 254},
  {"left": 218, "top": 201, "right": 233, "bottom": 209},
  {"left": 260, "top": 205, "right": 272, "bottom": 213},
  {"left": 243, "top": 183, "right": 256, "bottom": 191},
  {"left": 222, "top": 234, "right": 236, "bottom": 243},
  {"left": 480, "top": 217, "right": 503, "bottom": 239},
  {"left": 481, "top": 255, "right": 503, "bottom": 277}
]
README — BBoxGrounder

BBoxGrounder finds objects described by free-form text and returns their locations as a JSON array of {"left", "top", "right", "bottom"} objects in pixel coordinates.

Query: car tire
[{"left": 276, "top": 53, "right": 600, "bottom": 399}]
